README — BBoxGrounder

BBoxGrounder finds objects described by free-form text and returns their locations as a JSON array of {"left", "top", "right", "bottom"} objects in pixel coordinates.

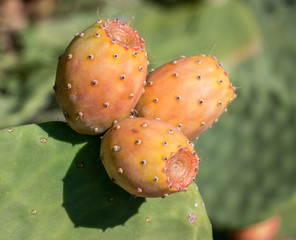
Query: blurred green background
[{"left": 1, "top": 0, "right": 295, "bottom": 239}]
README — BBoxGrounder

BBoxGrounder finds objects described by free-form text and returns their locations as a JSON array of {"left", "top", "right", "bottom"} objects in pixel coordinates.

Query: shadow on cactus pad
[
  {"left": 38, "top": 122, "right": 145, "bottom": 230},
  {"left": 62, "top": 142, "right": 145, "bottom": 230}
]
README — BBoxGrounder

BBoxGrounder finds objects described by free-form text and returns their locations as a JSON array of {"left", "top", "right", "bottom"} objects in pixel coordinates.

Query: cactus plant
[
  {"left": 0, "top": 0, "right": 273, "bottom": 238},
  {"left": 0, "top": 122, "right": 212, "bottom": 240}
]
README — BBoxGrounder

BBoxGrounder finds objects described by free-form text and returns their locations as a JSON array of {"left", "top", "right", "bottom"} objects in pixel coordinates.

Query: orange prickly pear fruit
[
  {"left": 100, "top": 117, "right": 199, "bottom": 198},
  {"left": 136, "top": 55, "right": 236, "bottom": 140},
  {"left": 54, "top": 18, "right": 148, "bottom": 135},
  {"left": 231, "top": 216, "right": 281, "bottom": 240}
]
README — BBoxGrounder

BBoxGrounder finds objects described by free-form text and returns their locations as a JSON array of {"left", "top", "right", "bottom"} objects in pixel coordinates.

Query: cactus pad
[{"left": 0, "top": 122, "right": 212, "bottom": 240}]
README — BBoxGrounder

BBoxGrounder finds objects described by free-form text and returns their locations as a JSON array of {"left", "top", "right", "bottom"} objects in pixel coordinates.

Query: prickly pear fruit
[
  {"left": 54, "top": 18, "right": 147, "bottom": 135},
  {"left": 136, "top": 55, "right": 236, "bottom": 140},
  {"left": 100, "top": 117, "right": 199, "bottom": 198},
  {"left": 232, "top": 216, "right": 281, "bottom": 240}
]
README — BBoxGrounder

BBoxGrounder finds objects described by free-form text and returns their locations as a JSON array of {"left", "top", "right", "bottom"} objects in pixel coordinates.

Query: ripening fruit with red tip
[
  {"left": 54, "top": 18, "right": 148, "bottom": 135},
  {"left": 231, "top": 216, "right": 281, "bottom": 240},
  {"left": 136, "top": 55, "right": 236, "bottom": 140},
  {"left": 100, "top": 117, "right": 200, "bottom": 198}
]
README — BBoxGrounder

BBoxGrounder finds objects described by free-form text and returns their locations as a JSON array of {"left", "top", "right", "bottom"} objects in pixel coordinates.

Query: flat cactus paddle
[{"left": 0, "top": 122, "right": 212, "bottom": 240}]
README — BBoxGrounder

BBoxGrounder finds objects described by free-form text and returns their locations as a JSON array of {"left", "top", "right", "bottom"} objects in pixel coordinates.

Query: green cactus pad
[
  {"left": 195, "top": 0, "right": 296, "bottom": 230},
  {"left": 0, "top": 122, "right": 212, "bottom": 240},
  {"left": 276, "top": 193, "right": 296, "bottom": 238}
]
